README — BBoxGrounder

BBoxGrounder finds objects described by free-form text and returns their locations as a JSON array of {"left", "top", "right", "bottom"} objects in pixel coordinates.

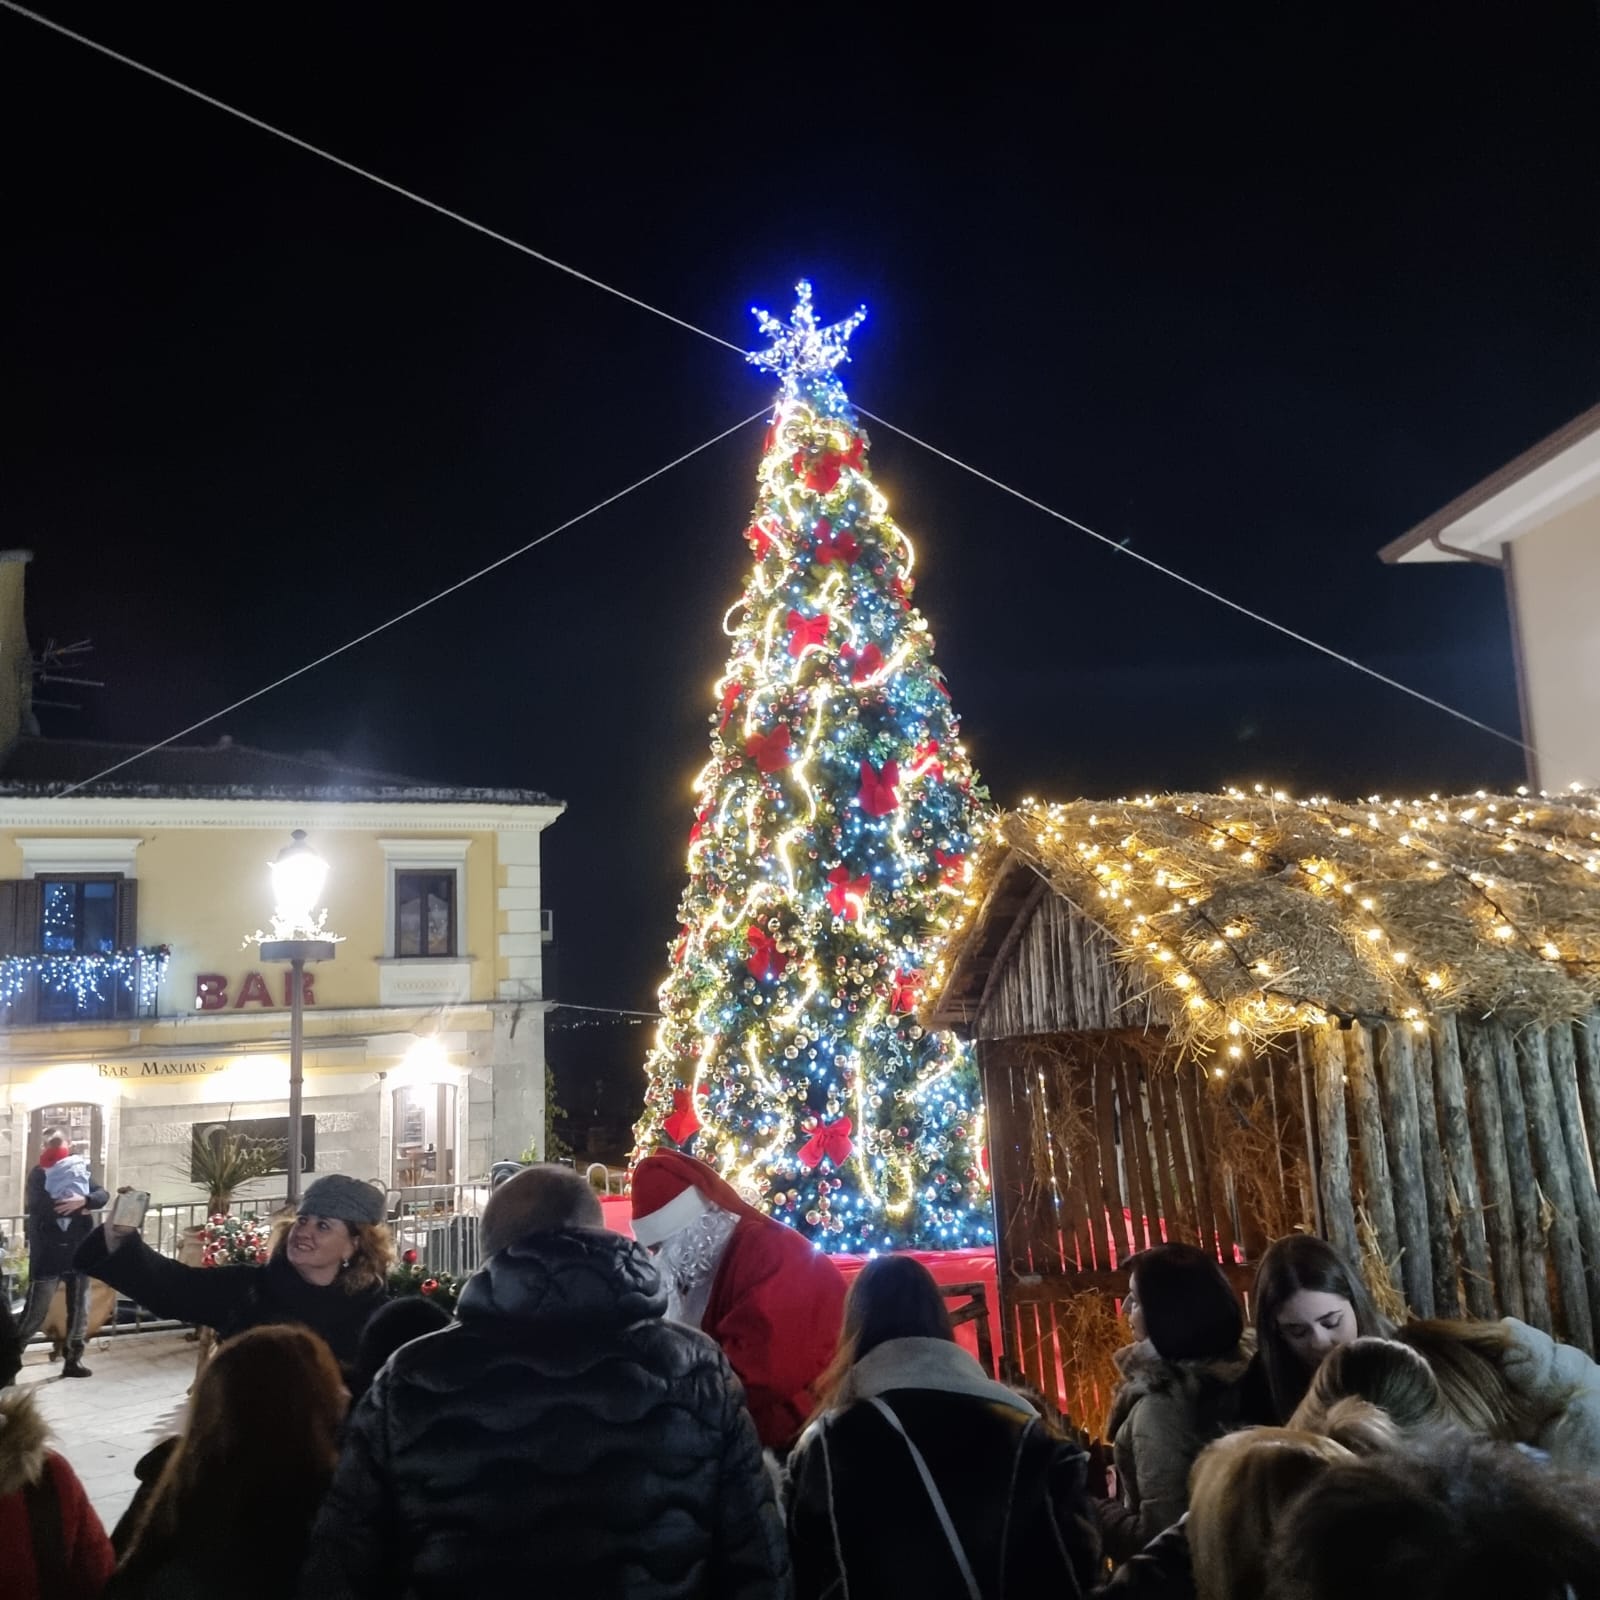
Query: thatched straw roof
[{"left": 925, "top": 787, "right": 1600, "bottom": 1050}]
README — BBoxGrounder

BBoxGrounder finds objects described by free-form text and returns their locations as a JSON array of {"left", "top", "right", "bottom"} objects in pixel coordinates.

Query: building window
[
  {"left": 38, "top": 877, "right": 128, "bottom": 1022},
  {"left": 392, "top": 1084, "right": 456, "bottom": 1190},
  {"left": 395, "top": 871, "right": 456, "bottom": 958}
]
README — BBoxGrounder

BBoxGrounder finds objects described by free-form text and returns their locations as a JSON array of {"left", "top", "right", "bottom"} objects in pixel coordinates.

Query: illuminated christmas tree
[{"left": 634, "top": 282, "right": 991, "bottom": 1251}]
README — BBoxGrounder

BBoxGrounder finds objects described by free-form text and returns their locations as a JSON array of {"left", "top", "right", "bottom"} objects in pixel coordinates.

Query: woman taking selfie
[{"left": 76, "top": 1174, "right": 393, "bottom": 1368}]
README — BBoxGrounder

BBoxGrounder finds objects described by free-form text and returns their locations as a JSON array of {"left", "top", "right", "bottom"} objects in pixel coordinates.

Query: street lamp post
[{"left": 258, "top": 830, "right": 336, "bottom": 1212}]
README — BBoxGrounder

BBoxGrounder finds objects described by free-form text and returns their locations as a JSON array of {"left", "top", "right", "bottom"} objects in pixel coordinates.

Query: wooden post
[
  {"left": 1375, "top": 1023, "right": 1434, "bottom": 1317},
  {"left": 1517, "top": 1028, "right": 1595, "bottom": 1352},
  {"left": 1344, "top": 1026, "right": 1402, "bottom": 1292},
  {"left": 1489, "top": 1020, "right": 1554, "bottom": 1334},
  {"left": 1431, "top": 1014, "right": 1496, "bottom": 1320},
  {"left": 1296, "top": 1032, "right": 1325, "bottom": 1241},
  {"left": 1546, "top": 1023, "right": 1600, "bottom": 1347},
  {"left": 1575, "top": 1012, "right": 1600, "bottom": 1183},
  {"left": 1309, "top": 1025, "right": 1359, "bottom": 1264},
  {"left": 1405, "top": 1026, "right": 1460, "bottom": 1317},
  {"left": 1460, "top": 1017, "right": 1523, "bottom": 1321}
]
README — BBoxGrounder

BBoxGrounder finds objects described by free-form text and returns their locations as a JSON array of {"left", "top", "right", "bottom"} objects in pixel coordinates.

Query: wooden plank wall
[
  {"left": 1314, "top": 1012, "right": 1600, "bottom": 1354},
  {"left": 973, "top": 894, "right": 1167, "bottom": 1040},
  {"left": 980, "top": 1030, "right": 1306, "bottom": 1425}
]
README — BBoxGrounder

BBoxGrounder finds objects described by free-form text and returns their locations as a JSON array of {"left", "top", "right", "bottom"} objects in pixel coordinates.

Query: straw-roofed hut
[{"left": 923, "top": 786, "right": 1600, "bottom": 1418}]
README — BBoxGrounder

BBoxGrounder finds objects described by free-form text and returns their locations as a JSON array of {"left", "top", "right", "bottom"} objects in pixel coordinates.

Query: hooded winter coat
[
  {"left": 1099, "top": 1336, "right": 1255, "bottom": 1560},
  {"left": 0, "top": 1389, "right": 115, "bottom": 1600},
  {"left": 787, "top": 1336, "right": 1101, "bottom": 1599},
  {"left": 296, "top": 1226, "right": 791, "bottom": 1600}
]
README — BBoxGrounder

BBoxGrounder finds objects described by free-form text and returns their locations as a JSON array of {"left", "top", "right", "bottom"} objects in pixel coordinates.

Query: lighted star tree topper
[{"left": 634, "top": 281, "right": 992, "bottom": 1251}]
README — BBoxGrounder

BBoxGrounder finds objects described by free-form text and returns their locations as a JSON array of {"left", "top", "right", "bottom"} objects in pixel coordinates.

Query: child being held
[{"left": 42, "top": 1143, "right": 93, "bottom": 1231}]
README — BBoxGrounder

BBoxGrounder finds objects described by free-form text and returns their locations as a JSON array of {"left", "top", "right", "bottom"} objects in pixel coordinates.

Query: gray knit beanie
[{"left": 298, "top": 1174, "right": 387, "bottom": 1227}]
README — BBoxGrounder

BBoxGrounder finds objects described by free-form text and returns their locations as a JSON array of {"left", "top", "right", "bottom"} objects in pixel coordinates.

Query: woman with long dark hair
[
  {"left": 1251, "top": 1235, "right": 1392, "bottom": 1420},
  {"left": 107, "top": 1324, "right": 346, "bottom": 1598},
  {"left": 788, "top": 1254, "right": 1100, "bottom": 1598},
  {"left": 1255, "top": 1235, "right": 1600, "bottom": 1469},
  {"left": 1098, "top": 1243, "right": 1257, "bottom": 1562}
]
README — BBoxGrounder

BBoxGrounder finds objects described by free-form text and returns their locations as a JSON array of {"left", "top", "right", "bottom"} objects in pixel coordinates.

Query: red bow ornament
[
  {"left": 745, "top": 521, "right": 775, "bottom": 559},
  {"left": 935, "top": 848, "right": 967, "bottom": 886},
  {"left": 889, "top": 967, "right": 924, "bottom": 1014},
  {"left": 841, "top": 435, "right": 865, "bottom": 471},
  {"left": 787, "top": 610, "right": 830, "bottom": 658},
  {"left": 815, "top": 518, "right": 860, "bottom": 566},
  {"left": 718, "top": 680, "right": 743, "bottom": 731},
  {"left": 908, "top": 739, "right": 944, "bottom": 781},
  {"left": 889, "top": 575, "right": 913, "bottom": 609},
  {"left": 746, "top": 723, "right": 794, "bottom": 772},
  {"left": 844, "top": 641, "right": 884, "bottom": 684},
  {"left": 664, "top": 1087, "right": 705, "bottom": 1146},
  {"left": 793, "top": 448, "right": 843, "bottom": 494},
  {"left": 688, "top": 803, "right": 711, "bottom": 847},
  {"left": 744, "top": 925, "right": 788, "bottom": 980},
  {"left": 826, "top": 866, "right": 871, "bottom": 920},
  {"left": 798, "top": 1116, "right": 854, "bottom": 1170},
  {"left": 858, "top": 759, "right": 900, "bottom": 817}
]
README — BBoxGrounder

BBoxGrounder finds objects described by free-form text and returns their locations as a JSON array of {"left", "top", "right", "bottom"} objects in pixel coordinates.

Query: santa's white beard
[{"left": 656, "top": 1203, "right": 738, "bottom": 1327}]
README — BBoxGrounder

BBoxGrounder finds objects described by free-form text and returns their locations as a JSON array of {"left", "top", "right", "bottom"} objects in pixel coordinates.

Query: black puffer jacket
[{"left": 297, "top": 1227, "right": 791, "bottom": 1600}]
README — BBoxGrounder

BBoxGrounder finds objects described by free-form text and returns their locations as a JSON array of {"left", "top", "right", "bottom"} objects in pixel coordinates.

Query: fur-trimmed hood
[
  {"left": 0, "top": 1389, "right": 50, "bottom": 1498},
  {"left": 1106, "top": 1331, "right": 1256, "bottom": 1441}
]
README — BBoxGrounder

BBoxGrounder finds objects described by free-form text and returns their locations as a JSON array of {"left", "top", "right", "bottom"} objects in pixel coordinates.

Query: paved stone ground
[{"left": 16, "top": 1330, "right": 195, "bottom": 1530}]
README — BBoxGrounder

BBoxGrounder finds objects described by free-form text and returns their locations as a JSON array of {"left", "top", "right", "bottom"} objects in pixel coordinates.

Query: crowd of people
[{"left": 4, "top": 1128, "right": 1600, "bottom": 1597}]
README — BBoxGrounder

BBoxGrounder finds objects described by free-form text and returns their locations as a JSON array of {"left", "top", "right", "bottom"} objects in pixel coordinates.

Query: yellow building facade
[{"left": 0, "top": 764, "right": 563, "bottom": 1212}]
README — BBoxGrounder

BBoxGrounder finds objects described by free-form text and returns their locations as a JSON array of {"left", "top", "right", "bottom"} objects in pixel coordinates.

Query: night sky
[{"left": 6, "top": 6, "right": 1597, "bottom": 1138}]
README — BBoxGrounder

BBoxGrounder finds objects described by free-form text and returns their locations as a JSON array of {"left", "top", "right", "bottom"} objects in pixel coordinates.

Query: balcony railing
[{"left": 0, "top": 945, "right": 171, "bottom": 1026}]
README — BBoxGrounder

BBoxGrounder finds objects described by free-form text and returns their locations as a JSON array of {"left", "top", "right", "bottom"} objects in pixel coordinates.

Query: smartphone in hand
[{"left": 109, "top": 1190, "right": 151, "bottom": 1230}]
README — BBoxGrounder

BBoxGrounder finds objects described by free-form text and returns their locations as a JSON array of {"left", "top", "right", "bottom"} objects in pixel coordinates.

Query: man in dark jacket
[
  {"left": 15, "top": 1129, "right": 108, "bottom": 1378},
  {"left": 297, "top": 1165, "right": 791, "bottom": 1600}
]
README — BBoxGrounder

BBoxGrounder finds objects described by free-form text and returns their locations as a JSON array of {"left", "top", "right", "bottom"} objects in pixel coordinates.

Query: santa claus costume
[{"left": 631, "top": 1150, "right": 846, "bottom": 1452}]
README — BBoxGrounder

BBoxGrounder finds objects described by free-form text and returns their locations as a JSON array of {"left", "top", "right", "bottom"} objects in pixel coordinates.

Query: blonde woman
[{"left": 77, "top": 1175, "right": 393, "bottom": 1369}]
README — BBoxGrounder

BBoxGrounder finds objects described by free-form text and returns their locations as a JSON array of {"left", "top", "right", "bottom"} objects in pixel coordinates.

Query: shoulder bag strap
[
  {"left": 866, "top": 1398, "right": 982, "bottom": 1600},
  {"left": 25, "top": 1457, "right": 68, "bottom": 1595}
]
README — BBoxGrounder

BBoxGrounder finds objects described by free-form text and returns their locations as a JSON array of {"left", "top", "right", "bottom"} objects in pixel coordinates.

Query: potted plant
[{"left": 185, "top": 1122, "right": 286, "bottom": 1217}]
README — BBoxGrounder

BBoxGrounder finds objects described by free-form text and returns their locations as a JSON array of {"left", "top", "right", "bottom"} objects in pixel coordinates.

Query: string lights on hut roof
[{"left": 925, "top": 784, "right": 1600, "bottom": 1055}]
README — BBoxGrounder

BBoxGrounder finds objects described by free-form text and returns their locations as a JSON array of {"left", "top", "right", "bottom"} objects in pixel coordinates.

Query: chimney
[{"left": 0, "top": 550, "right": 36, "bottom": 756}]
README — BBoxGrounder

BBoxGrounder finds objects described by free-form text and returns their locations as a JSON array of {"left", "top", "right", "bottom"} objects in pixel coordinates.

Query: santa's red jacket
[{"left": 634, "top": 1152, "right": 846, "bottom": 1452}]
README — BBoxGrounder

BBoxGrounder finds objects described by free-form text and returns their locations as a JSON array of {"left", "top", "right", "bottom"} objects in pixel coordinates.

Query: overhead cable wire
[
  {"left": 4, "top": 0, "right": 1531, "bottom": 760},
  {"left": 53, "top": 410, "right": 767, "bottom": 797},
  {"left": 858, "top": 409, "right": 1532, "bottom": 755},
  {"left": 0, "top": 1, "right": 746, "bottom": 357}
]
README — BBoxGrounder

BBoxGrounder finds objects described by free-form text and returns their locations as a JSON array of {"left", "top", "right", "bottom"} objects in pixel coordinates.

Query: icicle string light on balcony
[
  {"left": 0, "top": 946, "right": 172, "bottom": 1015},
  {"left": 926, "top": 786, "right": 1600, "bottom": 1057}
]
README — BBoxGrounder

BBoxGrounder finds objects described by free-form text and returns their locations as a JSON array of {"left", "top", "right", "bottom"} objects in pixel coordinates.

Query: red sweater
[{"left": 0, "top": 1451, "right": 116, "bottom": 1599}]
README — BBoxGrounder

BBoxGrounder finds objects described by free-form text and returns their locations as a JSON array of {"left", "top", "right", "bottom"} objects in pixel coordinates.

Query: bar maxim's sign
[{"left": 97, "top": 1060, "right": 222, "bottom": 1079}]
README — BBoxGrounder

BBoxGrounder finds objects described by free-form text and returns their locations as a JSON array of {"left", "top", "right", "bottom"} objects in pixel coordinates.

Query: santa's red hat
[{"left": 631, "top": 1150, "right": 758, "bottom": 1247}]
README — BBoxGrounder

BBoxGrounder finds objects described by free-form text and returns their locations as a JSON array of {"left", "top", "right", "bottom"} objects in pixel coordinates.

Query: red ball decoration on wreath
[
  {"left": 402, "top": 1248, "right": 419, "bottom": 1266},
  {"left": 420, "top": 1278, "right": 439, "bottom": 1297}
]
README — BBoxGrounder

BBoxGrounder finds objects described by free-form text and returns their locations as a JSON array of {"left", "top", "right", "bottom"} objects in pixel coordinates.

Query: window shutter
[
  {"left": 116, "top": 878, "right": 139, "bottom": 949},
  {"left": 0, "top": 881, "right": 18, "bottom": 957},
  {"left": 0, "top": 879, "right": 41, "bottom": 1024}
]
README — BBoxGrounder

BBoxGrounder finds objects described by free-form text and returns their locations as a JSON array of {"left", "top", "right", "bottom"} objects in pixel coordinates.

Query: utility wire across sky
[{"left": 2, "top": 0, "right": 1535, "bottom": 789}]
